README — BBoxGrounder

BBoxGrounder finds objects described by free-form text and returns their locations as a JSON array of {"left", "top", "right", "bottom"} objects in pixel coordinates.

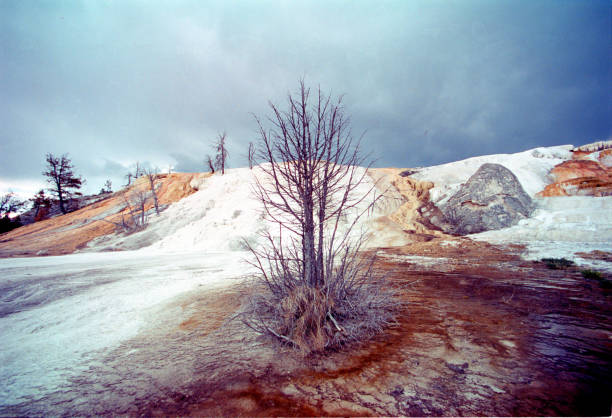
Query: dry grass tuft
[
  {"left": 280, "top": 286, "right": 332, "bottom": 353},
  {"left": 242, "top": 261, "right": 399, "bottom": 356}
]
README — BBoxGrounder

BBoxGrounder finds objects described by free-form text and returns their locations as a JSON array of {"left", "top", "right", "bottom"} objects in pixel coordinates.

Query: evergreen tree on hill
[{"left": 42, "top": 153, "right": 84, "bottom": 214}]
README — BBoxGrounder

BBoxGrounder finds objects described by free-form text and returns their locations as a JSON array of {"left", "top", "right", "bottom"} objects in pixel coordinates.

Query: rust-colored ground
[
  {"left": 135, "top": 237, "right": 612, "bottom": 416},
  {"left": 0, "top": 173, "right": 209, "bottom": 257}
]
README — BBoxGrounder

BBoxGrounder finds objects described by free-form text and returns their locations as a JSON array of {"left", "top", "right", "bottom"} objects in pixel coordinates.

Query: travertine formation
[
  {"left": 366, "top": 168, "right": 444, "bottom": 245},
  {"left": 538, "top": 149, "right": 612, "bottom": 197}
]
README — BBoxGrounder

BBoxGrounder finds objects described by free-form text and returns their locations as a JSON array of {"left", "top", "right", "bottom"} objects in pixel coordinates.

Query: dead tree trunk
[
  {"left": 248, "top": 142, "right": 255, "bottom": 169},
  {"left": 206, "top": 155, "right": 215, "bottom": 174},
  {"left": 215, "top": 132, "right": 229, "bottom": 175},
  {"left": 145, "top": 168, "right": 160, "bottom": 216}
]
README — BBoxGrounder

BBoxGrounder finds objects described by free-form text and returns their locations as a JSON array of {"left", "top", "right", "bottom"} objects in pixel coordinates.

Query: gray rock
[
  {"left": 437, "top": 163, "right": 534, "bottom": 235},
  {"left": 399, "top": 168, "right": 420, "bottom": 177}
]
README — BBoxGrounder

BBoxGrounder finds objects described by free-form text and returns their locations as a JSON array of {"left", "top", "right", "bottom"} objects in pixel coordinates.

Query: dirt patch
[
  {"left": 136, "top": 238, "right": 612, "bottom": 416},
  {"left": 177, "top": 287, "right": 244, "bottom": 335}
]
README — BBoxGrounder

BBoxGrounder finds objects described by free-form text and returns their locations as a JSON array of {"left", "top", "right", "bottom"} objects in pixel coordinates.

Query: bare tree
[
  {"left": 131, "top": 190, "right": 149, "bottom": 227},
  {"left": 214, "top": 131, "right": 229, "bottom": 175},
  {"left": 43, "top": 153, "right": 84, "bottom": 214},
  {"left": 124, "top": 172, "right": 133, "bottom": 187},
  {"left": 124, "top": 162, "right": 146, "bottom": 188},
  {"left": 145, "top": 168, "right": 160, "bottom": 216},
  {"left": 248, "top": 141, "right": 255, "bottom": 169},
  {"left": 100, "top": 179, "right": 112, "bottom": 194},
  {"left": 206, "top": 154, "right": 215, "bottom": 174},
  {"left": 108, "top": 165, "right": 160, "bottom": 231},
  {"left": 243, "top": 81, "right": 395, "bottom": 354},
  {"left": 134, "top": 161, "right": 143, "bottom": 178},
  {"left": 105, "top": 189, "right": 150, "bottom": 233}
]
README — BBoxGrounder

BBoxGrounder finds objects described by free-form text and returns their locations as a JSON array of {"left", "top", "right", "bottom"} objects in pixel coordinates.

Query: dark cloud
[{"left": 1, "top": 0, "right": 610, "bottom": 195}]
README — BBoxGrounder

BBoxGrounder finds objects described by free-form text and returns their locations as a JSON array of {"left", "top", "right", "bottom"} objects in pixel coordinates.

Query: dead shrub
[
  {"left": 242, "top": 80, "right": 399, "bottom": 355},
  {"left": 242, "top": 247, "right": 399, "bottom": 355}
]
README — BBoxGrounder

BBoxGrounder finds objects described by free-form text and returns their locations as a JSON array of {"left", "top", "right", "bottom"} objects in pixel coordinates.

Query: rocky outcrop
[
  {"left": 434, "top": 163, "right": 534, "bottom": 235},
  {"left": 386, "top": 174, "right": 436, "bottom": 234},
  {"left": 572, "top": 139, "right": 612, "bottom": 153}
]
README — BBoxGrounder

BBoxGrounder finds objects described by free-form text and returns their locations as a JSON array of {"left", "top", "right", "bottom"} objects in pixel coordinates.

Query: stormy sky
[{"left": 1, "top": 0, "right": 610, "bottom": 197}]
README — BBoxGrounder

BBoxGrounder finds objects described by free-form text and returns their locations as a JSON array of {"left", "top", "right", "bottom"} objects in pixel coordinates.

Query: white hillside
[
  {"left": 86, "top": 144, "right": 611, "bottom": 271},
  {"left": 87, "top": 165, "right": 399, "bottom": 253},
  {"left": 411, "top": 145, "right": 573, "bottom": 204}
]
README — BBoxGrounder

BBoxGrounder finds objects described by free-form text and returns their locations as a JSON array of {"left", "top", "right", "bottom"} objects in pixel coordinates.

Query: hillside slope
[
  {"left": 1, "top": 143, "right": 611, "bottom": 260},
  {"left": 86, "top": 166, "right": 437, "bottom": 253},
  {"left": 0, "top": 173, "right": 209, "bottom": 257}
]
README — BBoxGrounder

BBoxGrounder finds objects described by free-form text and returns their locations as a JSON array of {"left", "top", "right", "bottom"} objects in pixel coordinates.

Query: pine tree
[
  {"left": 30, "top": 189, "right": 52, "bottom": 221},
  {"left": 43, "top": 153, "right": 84, "bottom": 214}
]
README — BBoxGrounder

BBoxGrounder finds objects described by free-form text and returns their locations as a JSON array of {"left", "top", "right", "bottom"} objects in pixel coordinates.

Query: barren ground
[
  {"left": 1, "top": 237, "right": 610, "bottom": 416},
  {"left": 129, "top": 238, "right": 612, "bottom": 416}
]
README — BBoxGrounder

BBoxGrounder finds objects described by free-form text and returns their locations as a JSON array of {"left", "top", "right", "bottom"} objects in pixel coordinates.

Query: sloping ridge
[
  {"left": 3, "top": 143, "right": 611, "bottom": 258},
  {"left": 0, "top": 173, "right": 209, "bottom": 257},
  {"left": 85, "top": 167, "right": 442, "bottom": 253},
  {"left": 0, "top": 167, "right": 439, "bottom": 257}
]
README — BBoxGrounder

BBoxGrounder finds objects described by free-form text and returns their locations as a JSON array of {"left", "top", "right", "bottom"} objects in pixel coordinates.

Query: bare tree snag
[
  {"left": 145, "top": 168, "right": 160, "bottom": 216},
  {"left": 215, "top": 131, "right": 229, "bottom": 175},
  {"left": 134, "top": 161, "right": 143, "bottom": 178},
  {"left": 248, "top": 141, "right": 255, "bottom": 169},
  {"left": 206, "top": 154, "right": 215, "bottom": 174}
]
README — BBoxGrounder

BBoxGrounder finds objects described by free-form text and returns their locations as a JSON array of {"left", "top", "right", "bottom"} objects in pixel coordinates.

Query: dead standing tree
[
  {"left": 248, "top": 141, "right": 255, "bottom": 169},
  {"left": 105, "top": 188, "right": 151, "bottom": 233},
  {"left": 205, "top": 154, "right": 215, "bottom": 174},
  {"left": 214, "top": 132, "right": 229, "bottom": 175},
  {"left": 105, "top": 167, "right": 159, "bottom": 233},
  {"left": 124, "top": 172, "right": 134, "bottom": 187},
  {"left": 244, "top": 81, "right": 396, "bottom": 354},
  {"left": 134, "top": 161, "right": 144, "bottom": 179},
  {"left": 144, "top": 168, "right": 161, "bottom": 216}
]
